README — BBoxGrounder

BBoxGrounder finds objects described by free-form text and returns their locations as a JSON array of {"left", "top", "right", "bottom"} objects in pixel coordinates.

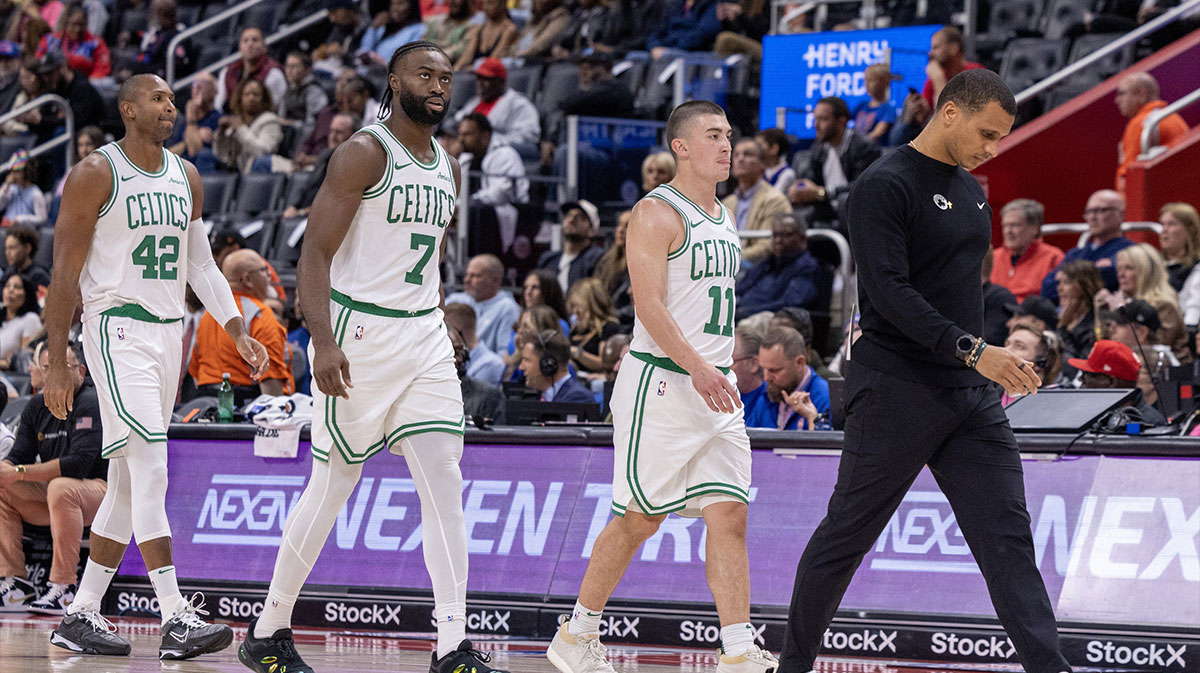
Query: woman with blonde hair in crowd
[
  {"left": 503, "top": 304, "right": 563, "bottom": 380},
  {"left": 1055, "top": 260, "right": 1103, "bottom": 360},
  {"left": 593, "top": 210, "right": 633, "bottom": 326},
  {"left": 567, "top": 277, "right": 620, "bottom": 374},
  {"left": 641, "top": 151, "right": 675, "bottom": 195},
  {"left": 1097, "top": 243, "right": 1190, "bottom": 362},
  {"left": 1159, "top": 202, "right": 1200, "bottom": 326}
]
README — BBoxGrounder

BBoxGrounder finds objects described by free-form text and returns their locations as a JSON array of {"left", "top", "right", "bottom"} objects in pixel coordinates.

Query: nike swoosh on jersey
[
  {"left": 394, "top": 162, "right": 412, "bottom": 170},
  {"left": 120, "top": 174, "right": 136, "bottom": 182}
]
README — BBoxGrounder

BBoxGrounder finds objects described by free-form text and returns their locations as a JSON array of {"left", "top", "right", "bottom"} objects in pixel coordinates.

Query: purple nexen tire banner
[{"left": 121, "top": 441, "right": 1199, "bottom": 629}]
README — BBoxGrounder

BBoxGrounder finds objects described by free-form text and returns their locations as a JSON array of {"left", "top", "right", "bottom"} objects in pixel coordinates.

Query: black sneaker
[
  {"left": 28, "top": 582, "right": 76, "bottom": 615},
  {"left": 159, "top": 593, "right": 234, "bottom": 660},
  {"left": 431, "top": 639, "right": 509, "bottom": 673},
  {"left": 0, "top": 575, "right": 35, "bottom": 611},
  {"left": 50, "top": 609, "right": 131, "bottom": 655},
  {"left": 239, "top": 617, "right": 314, "bottom": 673}
]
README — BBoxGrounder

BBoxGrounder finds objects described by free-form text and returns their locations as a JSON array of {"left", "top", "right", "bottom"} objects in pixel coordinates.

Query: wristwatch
[{"left": 955, "top": 334, "right": 977, "bottom": 363}]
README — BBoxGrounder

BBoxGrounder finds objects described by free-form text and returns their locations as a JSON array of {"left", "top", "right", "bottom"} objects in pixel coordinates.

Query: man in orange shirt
[
  {"left": 189, "top": 249, "right": 293, "bottom": 405},
  {"left": 990, "top": 198, "right": 1064, "bottom": 302},
  {"left": 1115, "top": 72, "right": 1189, "bottom": 190}
]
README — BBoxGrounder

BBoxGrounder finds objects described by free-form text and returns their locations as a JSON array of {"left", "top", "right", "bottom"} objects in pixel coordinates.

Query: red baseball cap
[
  {"left": 473, "top": 57, "right": 506, "bottom": 80},
  {"left": 1067, "top": 340, "right": 1140, "bottom": 382}
]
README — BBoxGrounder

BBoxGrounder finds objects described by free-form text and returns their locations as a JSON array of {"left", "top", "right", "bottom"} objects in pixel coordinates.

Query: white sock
[
  {"left": 435, "top": 615, "right": 466, "bottom": 659},
  {"left": 68, "top": 559, "right": 117, "bottom": 614},
  {"left": 720, "top": 622, "right": 756, "bottom": 657},
  {"left": 568, "top": 601, "right": 602, "bottom": 637},
  {"left": 255, "top": 589, "right": 297, "bottom": 638},
  {"left": 148, "top": 565, "right": 186, "bottom": 623}
]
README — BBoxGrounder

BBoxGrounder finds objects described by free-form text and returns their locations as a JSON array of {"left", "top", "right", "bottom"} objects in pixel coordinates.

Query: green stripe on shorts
[{"left": 98, "top": 316, "right": 166, "bottom": 443}]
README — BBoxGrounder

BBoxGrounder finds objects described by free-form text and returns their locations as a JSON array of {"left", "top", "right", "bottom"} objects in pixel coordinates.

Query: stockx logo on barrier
[
  {"left": 821, "top": 628, "right": 897, "bottom": 653},
  {"left": 599, "top": 616, "right": 640, "bottom": 638},
  {"left": 324, "top": 601, "right": 403, "bottom": 627},
  {"left": 680, "top": 620, "right": 765, "bottom": 646},
  {"left": 1086, "top": 640, "right": 1188, "bottom": 668},
  {"left": 429, "top": 609, "right": 512, "bottom": 633},
  {"left": 930, "top": 632, "right": 1017, "bottom": 660}
]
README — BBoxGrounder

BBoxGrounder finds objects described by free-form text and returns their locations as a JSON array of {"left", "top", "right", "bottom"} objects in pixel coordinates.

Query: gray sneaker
[
  {"left": 159, "top": 594, "right": 234, "bottom": 660},
  {"left": 0, "top": 575, "right": 35, "bottom": 611},
  {"left": 28, "top": 582, "right": 75, "bottom": 615},
  {"left": 50, "top": 609, "right": 132, "bottom": 655},
  {"left": 547, "top": 622, "right": 616, "bottom": 673}
]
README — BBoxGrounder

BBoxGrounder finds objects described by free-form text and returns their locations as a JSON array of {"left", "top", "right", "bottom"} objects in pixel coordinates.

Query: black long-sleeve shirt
[
  {"left": 6, "top": 385, "right": 105, "bottom": 480},
  {"left": 846, "top": 145, "right": 990, "bottom": 387}
]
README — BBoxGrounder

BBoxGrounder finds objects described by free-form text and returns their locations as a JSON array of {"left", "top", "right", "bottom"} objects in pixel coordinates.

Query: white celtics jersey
[
  {"left": 630, "top": 183, "right": 741, "bottom": 369},
  {"left": 80, "top": 143, "right": 193, "bottom": 322},
  {"left": 328, "top": 123, "right": 457, "bottom": 313}
]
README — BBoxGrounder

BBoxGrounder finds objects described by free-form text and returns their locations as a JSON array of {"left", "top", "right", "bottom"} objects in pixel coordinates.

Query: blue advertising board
[{"left": 760, "top": 25, "right": 941, "bottom": 138}]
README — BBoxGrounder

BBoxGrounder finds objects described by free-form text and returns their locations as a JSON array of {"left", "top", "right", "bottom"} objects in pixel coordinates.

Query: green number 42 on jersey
[{"left": 132, "top": 234, "right": 180, "bottom": 280}]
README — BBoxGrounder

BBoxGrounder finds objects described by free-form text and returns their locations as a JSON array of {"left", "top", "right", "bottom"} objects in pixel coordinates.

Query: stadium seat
[
  {"left": 972, "top": 0, "right": 1043, "bottom": 63},
  {"left": 239, "top": 3, "right": 278, "bottom": 34},
  {"left": 270, "top": 216, "right": 307, "bottom": 268},
  {"left": 538, "top": 62, "right": 580, "bottom": 138},
  {"left": 33, "top": 226, "right": 54, "bottom": 270},
  {"left": 283, "top": 172, "right": 312, "bottom": 209},
  {"left": 506, "top": 65, "right": 542, "bottom": 103},
  {"left": 234, "top": 173, "right": 286, "bottom": 217},
  {"left": 118, "top": 8, "right": 148, "bottom": 37},
  {"left": 1068, "top": 33, "right": 1134, "bottom": 82},
  {"left": 201, "top": 172, "right": 238, "bottom": 218},
  {"left": 999, "top": 38, "right": 1067, "bottom": 94},
  {"left": 1042, "top": 0, "right": 1092, "bottom": 39},
  {"left": 448, "top": 72, "right": 476, "bottom": 118},
  {"left": 1, "top": 395, "right": 28, "bottom": 427},
  {"left": 0, "top": 134, "right": 34, "bottom": 166}
]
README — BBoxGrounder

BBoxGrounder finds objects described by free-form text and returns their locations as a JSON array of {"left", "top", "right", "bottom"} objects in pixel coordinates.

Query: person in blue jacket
[
  {"left": 646, "top": 0, "right": 722, "bottom": 56},
  {"left": 757, "top": 326, "right": 830, "bottom": 430},
  {"left": 736, "top": 215, "right": 821, "bottom": 321}
]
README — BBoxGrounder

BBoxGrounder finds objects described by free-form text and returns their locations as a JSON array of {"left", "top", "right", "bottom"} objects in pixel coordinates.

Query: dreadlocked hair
[{"left": 378, "top": 41, "right": 449, "bottom": 120}]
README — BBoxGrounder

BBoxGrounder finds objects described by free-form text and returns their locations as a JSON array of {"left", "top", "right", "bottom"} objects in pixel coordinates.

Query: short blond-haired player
[
  {"left": 546, "top": 100, "right": 777, "bottom": 673},
  {"left": 41, "top": 73, "right": 269, "bottom": 659}
]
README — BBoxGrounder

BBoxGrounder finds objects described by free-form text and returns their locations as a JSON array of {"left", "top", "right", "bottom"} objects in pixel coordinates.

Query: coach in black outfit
[{"left": 778, "top": 70, "right": 1071, "bottom": 673}]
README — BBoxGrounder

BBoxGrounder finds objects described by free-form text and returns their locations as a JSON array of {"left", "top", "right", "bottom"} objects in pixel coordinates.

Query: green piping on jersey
[
  {"left": 170, "top": 152, "right": 194, "bottom": 215},
  {"left": 387, "top": 417, "right": 465, "bottom": 446},
  {"left": 647, "top": 194, "right": 692, "bottom": 260},
  {"left": 361, "top": 127, "right": 397, "bottom": 199},
  {"left": 100, "top": 436, "right": 127, "bottom": 458},
  {"left": 98, "top": 316, "right": 168, "bottom": 443},
  {"left": 112, "top": 143, "right": 169, "bottom": 178},
  {"left": 661, "top": 184, "right": 723, "bottom": 224},
  {"left": 96, "top": 150, "right": 119, "bottom": 218},
  {"left": 330, "top": 289, "right": 436, "bottom": 318},
  {"left": 101, "top": 304, "right": 182, "bottom": 324},
  {"left": 630, "top": 350, "right": 731, "bottom": 375},
  {"left": 325, "top": 306, "right": 354, "bottom": 459},
  {"left": 380, "top": 123, "right": 440, "bottom": 171},
  {"left": 625, "top": 361, "right": 656, "bottom": 513},
  {"left": 619, "top": 361, "right": 747, "bottom": 516}
]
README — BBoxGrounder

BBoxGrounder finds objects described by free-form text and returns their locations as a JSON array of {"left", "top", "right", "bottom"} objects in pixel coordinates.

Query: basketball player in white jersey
[
  {"left": 546, "top": 101, "right": 777, "bottom": 673},
  {"left": 239, "top": 43, "right": 506, "bottom": 673},
  {"left": 40, "top": 73, "right": 269, "bottom": 659}
]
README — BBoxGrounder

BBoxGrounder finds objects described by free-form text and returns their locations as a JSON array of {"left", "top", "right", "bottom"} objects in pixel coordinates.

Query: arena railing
[
  {"left": 1015, "top": 0, "right": 1200, "bottom": 105},
  {"left": 0, "top": 94, "right": 73, "bottom": 174},
  {"left": 167, "top": 4, "right": 330, "bottom": 90},
  {"left": 1140, "top": 84, "right": 1200, "bottom": 159},
  {"left": 1041, "top": 221, "right": 1163, "bottom": 246},
  {"left": 768, "top": 0, "right": 977, "bottom": 38},
  {"left": 739, "top": 227, "right": 854, "bottom": 331}
]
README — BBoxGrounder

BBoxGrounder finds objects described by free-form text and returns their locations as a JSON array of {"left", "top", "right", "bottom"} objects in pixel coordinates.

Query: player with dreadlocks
[{"left": 238, "top": 42, "right": 503, "bottom": 673}]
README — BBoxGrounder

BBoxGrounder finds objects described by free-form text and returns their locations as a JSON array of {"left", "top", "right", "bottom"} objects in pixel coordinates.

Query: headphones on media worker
[{"left": 536, "top": 330, "right": 559, "bottom": 378}]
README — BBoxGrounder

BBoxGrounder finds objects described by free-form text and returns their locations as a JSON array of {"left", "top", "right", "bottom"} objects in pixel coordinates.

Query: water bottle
[{"left": 217, "top": 373, "right": 234, "bottom": 423}]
